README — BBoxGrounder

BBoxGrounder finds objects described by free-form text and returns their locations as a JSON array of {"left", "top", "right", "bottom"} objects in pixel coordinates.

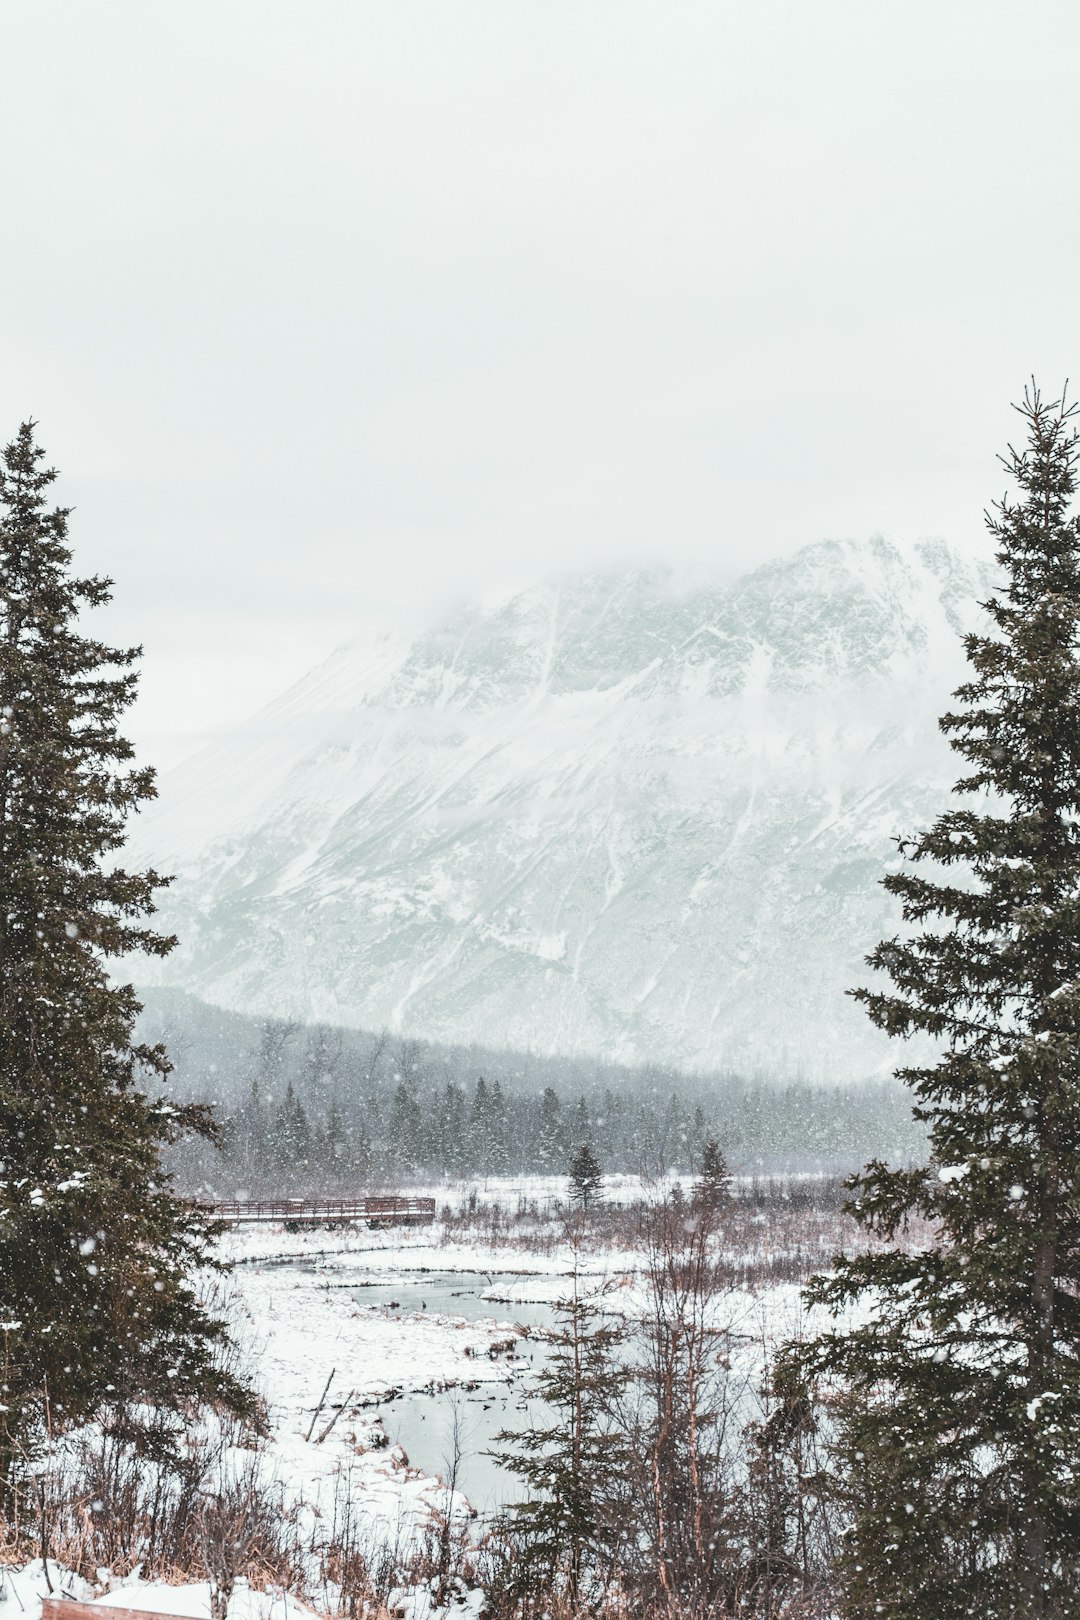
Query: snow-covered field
[
  {"left": 219, "top": 1185, "right": 825, "bottom": 1535},
  {"left": 218, "top": 1208, "right": 625, "bottom": 1542},
  {"left": 2, "top": 1182, "right": 856, "bottom": 1620}
]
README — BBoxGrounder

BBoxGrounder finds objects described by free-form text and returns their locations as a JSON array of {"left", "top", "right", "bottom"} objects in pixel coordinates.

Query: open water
[{"left": 303, "top": 1266, "right": 560, "bottom": 1515}]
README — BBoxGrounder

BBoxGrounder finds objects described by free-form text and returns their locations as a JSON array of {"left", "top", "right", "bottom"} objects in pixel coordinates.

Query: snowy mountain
[{"left": 128, "top": 535, "right": 997, "bottom": 1081}]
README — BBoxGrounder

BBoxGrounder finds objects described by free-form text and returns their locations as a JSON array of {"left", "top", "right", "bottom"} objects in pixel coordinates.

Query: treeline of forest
[{"left": 141, "top": 989, "right": 924, "bottom": 1193}]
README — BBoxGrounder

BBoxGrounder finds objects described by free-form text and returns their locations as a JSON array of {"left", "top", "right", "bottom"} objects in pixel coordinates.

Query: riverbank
[
  {"left": 8, "top": 1179, "right": 865, "bottom": 1620},
  {"left": 220, "top": 1180, "right": 838, "bottom": 1542}
]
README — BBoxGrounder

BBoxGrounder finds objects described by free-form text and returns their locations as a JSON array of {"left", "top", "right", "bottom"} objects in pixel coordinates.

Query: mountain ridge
[{"left": 128, "top": 534, "right": 999, "bottom": 1080}]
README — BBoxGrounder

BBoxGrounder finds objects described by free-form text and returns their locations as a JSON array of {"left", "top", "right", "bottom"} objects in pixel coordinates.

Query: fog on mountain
[{"left": 129, "top": 538, "right": 996, "bottom": 1083}]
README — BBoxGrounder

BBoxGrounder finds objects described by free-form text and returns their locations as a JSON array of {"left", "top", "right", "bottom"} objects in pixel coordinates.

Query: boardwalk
[{"left": 192, "top": 1194, "right": 436, "bottom": 1228}]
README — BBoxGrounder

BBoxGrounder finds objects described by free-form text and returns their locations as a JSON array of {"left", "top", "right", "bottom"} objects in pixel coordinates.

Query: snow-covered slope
[{"left": 129, "top": 536, "right": 996, "bottom": 1080}]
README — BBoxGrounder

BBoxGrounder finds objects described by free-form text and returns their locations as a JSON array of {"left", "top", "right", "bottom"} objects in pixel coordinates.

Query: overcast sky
[{"left": 3, "top": 1, "right": 1079, "bottom": 765}]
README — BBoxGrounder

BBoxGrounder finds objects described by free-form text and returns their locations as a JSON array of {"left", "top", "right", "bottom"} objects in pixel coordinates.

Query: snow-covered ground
[
  {"left": 0, "top": 1561, "right": 482, "bottom": 1620},
  {"left": 220, "top": 1207, "right": 620, "bottom": 1520},
  {"left": 1, "top": 1185, "right": 855, "bottom": 1620},
  {"left": 220, "top": 1189, "right": 824, "bottom": 1522},
  {"left": 0, "top": 1563, "right": 325, "bottom": 1620}
]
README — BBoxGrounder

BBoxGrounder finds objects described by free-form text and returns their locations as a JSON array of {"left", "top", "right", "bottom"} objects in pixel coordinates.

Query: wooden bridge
[{"left": 192, "top": 1194, "right": 437, "bottom": 1229}]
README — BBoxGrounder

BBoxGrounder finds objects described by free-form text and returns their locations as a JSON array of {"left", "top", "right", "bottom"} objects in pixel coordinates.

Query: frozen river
[
  {"left": 240, "top": 1228, "right": 803, "bottom": 1545},
  {"left": 354, "top": 1270, "right": 555, "bottom": 1516},
  {"left": 292, "top": 1264, "right": 560, "bottom": 1516}
]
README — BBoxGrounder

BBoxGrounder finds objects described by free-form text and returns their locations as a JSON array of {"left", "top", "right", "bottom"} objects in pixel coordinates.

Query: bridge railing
[{"left": 188, "top": 1195, "right": 437, "bottom": 1226}]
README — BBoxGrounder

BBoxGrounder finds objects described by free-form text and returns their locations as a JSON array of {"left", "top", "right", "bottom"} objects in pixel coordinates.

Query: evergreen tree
[
  {"left": 693, "top": 1136, "right": 731, "bottom": 1211},
  {"left": 492, "top": 1272, "right": 629, "bottom": 1606},
  {"left": 572, "top": 1093, "right": 591, "bottom": 1145},
  {"left": 785, "top": 390, "right": 1080, "bottom": 1617},
  {"left": 272, "top": 1081, "right": 311, "bottom": 1177},
  {"left": 441, "top": 1081, "right": 467, "bottom": 1178},
  {"left": 304, "top": 1026, "right": 341, "bottom": 1118},
  {"left": 0, "top": 423, "right": 249, "bottom": 1482},
  {"left": 568, "top": 1142, "right": 603, "bottom": 1209},
  {"left": 488, "top": 1078, "right": 510, "bottom": 1174},
  {"left": 539, "top": 1085, "right": 564, "bottom": 1169},
  {"left": 389, "top": 1079, "right": 423, "bottom": 1170},
  {"left": 470, "top": 1076, "right": 494, "bottom": 1175}
]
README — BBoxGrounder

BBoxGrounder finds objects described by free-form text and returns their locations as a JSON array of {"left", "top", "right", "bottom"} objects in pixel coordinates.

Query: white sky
[{"left": 2, "top": 1, "right": 1079, "bottom": 765}]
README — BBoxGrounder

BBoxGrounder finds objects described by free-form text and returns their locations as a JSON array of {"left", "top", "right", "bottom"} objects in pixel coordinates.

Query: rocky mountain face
[{"left": 128, "top": 535, "right": 997, "bottom": 1081}]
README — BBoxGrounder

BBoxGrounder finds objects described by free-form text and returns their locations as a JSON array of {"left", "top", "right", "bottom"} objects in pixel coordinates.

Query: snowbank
[{"left": 0, "top": 1566, "right": 323, "bottom": 1620}]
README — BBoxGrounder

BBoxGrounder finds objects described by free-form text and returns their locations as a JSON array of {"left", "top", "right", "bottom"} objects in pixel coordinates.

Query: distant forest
[{"left": 139, "top": 989, "right": 925, "bottom": 1195}]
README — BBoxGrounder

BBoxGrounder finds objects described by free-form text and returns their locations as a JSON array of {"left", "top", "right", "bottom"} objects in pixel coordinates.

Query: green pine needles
[
  {"left": 784, "top": 388, "right": 1080, "bottom": 1617},
  {"left": 568, "top": 1142, "right": 604, "bottom": 1209},
  {"left": 0, "top": 423, "right": 251, "bottom": 1491},
  {"left": 491, "top": 1269, "right": 629, "bottom": 1609}
]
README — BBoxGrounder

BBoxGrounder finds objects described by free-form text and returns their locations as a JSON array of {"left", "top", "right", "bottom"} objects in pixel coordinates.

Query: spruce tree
[
  {"left": 539, "top": 1085, "right": 564, "bottom": 1169},
  {"left": 389, "top": 1079, "right": 422, "bottom": 1170},
  {"left": 491, "top": 1272, "right": 629, "bottom": 1607},
  {"left": 573, "top": 1094, "right": 591, "bottom": 1144},
  {"left": 568, "top": 1142, "right": 603, "bottom": 1209},
  {"left": 442, "top": 1081, "right": 467, "bottom": 1178},
  {"left": 470, "top": 1076, "right": 492, "bottom": 1176},
  {"left": 693, "top": 1136, "right": 731, "bottom": 1211},
  {"left": 0, "top": 423, "right": 249, "bottom": 1485},
  {"left": 272, "top": 1081, "right": 311, "bottom": 1182},
  {"left": 489, "top": 1077, "right": 510, "bottom": 1174},
  {"left": 785, "top": 389, "right": 1080, "bottom": 1617}
]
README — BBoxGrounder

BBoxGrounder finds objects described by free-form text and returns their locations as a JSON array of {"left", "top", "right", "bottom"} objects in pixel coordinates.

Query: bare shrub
[
  {"left": 38, "top": 1404, "right": 297, "bottom": 1594},
  {"left": 477, "top": 1193, "right": 846, "bottom": 1619}
]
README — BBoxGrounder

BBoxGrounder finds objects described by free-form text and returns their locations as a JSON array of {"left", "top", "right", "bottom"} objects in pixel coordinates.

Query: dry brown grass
[{"left": 435, "top": 1177, "right": 934, "bottom": 1291}]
